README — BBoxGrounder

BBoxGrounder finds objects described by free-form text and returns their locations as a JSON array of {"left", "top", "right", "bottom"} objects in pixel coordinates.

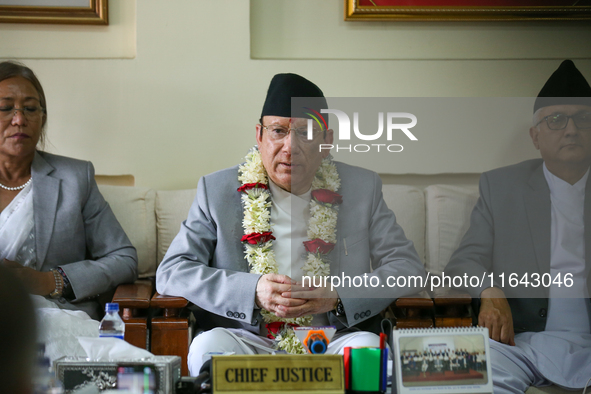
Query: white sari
[
  {"left": 0, "top": 181, "right": 36, "bottom": 267},
  {"left": 1, "top": 182, "right": 101, "bottom": 362}
]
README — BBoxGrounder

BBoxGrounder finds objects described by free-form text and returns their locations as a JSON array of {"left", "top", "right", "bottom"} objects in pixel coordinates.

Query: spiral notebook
[{"left": 393, "top": 327, "right": 492, "bottom": 394}]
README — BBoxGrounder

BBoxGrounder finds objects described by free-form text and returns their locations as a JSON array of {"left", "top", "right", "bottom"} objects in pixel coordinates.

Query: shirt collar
[
  {"left": 543, "top": 162, "right": 589, "bottom": 197},
  {"left": 268, "top": 180, "right": 311, "bottom": 218}
]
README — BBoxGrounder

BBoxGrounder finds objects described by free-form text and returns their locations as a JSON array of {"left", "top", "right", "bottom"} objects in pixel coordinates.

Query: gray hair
[{"left": 532, "top": 108, "right": 544, "bottom": 129}]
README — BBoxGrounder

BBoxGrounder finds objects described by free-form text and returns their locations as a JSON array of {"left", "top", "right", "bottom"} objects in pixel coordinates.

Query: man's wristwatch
[
  {"left": 334, "top": 298, "right": 345, "bottom": 317},
  {"left": 49, "top": 269, "right": 64, "bottom": 299}
]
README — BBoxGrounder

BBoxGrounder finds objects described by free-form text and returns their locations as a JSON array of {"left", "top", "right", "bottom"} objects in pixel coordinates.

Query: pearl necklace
[{"left": 0, "top": 177, "right": 32, "bottom": 191}]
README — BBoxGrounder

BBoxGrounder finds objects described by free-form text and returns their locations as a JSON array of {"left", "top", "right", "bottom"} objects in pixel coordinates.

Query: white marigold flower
[
  {"left": 311, "top": 178, "right": 322, "bottom": 190},
  {"left": 249, "top": 248, "right": 277, "bottom": 275},
  {"left": 243, "top": 214, "right": 270, "bottom": 234},
  {"left": 246, "top": 188, "right": 266, "bottom": 198},
  {"left": 308, "top": 209, "right": 338, "bottom": 243},
  {"left": 303, "top": 255, "right": 331, "bottom": 277},
  {"left": 276, "top": 329, "right": 306, "bottom": 354},
  {"left": 239, "top": 149, "right": 268, "bottom": 184},
  {"left": 299, "top": 315, "right": 314, "bottom": 326},
  {"left": 325, "top": 178, "right": 340, "bottom": 193},
  {"left": 242, "top": 193, "right": 272, "bottom": 233},
  {"left": 311, "top": 158, "right": 339, "bottom": 191},
  {"left": 261, "top": 309, "right": 280, "bottom": 323}
]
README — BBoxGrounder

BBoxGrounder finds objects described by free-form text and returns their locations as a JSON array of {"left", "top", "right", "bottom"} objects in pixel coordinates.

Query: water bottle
[{"left": 98, "top": 303, "right": 125, "bottom": 339}]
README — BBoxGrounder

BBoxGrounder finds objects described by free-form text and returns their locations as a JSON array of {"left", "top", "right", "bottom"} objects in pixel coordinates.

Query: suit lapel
[
  {"left": 524, "top": 163, "right": 551, "bottom": 290},
  {"left": 234, "top": 182, "right": 248, "bottom": 271},
  {"left": 31, "top": 152, "right": 60, "bottom": 270}
]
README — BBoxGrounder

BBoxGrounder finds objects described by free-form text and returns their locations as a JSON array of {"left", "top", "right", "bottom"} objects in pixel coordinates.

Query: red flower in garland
[
  {"left": 265, "top": 322, "right": 300, "bottom": 339},
  {"left": 237, "top": 183, "right": 268, "bottom": 193},
  {"left": 304, "top": 239, "right": 336, "bottom": 254},
  {"left": 241, "top": 232, "right": 275, "bottom": 245},
  {"left": 312, "top": 189, "right": 343, "bottom": 205}
]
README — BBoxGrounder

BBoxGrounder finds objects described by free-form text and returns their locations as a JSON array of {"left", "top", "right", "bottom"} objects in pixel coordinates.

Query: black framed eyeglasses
[
  {"left": 535, "top": 112, "right": 591, "bottom": 131},
  {"left": 261, "top": 124, "right": 323, "bottom": 143}
]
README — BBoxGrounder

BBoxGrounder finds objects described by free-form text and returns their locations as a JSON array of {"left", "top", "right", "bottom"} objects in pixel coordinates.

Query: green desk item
[{"left": 350, "top": 348, "right": 381, "bottom": 392}]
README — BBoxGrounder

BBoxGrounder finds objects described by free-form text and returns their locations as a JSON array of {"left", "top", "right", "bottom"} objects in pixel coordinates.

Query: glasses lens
[
  {"left": 546, "top": 114, "right": 568, "bottom": 130},
  {"left": 0, "top": 106, "right": 43, "bottom": 120},
  {"left": 265, "top": 126, "right": 288, "bottom": 140},
  {"left": 0, "top": 107, "right": 13, "bottom": 120},
  {"left": 264, "top": 125, "right": 323, "bottom": 143},
  {"left": 298, "top": 128, "right": 324, "bottom": 143},
  {"left": 574, "top": 113, "right": 591, "bottom": 129},
  {"left": 23, "top": 107, "right": 42, "bottom": 119},
  {"left": 293, "top": 128, "right": 313, "bottom": 143}
]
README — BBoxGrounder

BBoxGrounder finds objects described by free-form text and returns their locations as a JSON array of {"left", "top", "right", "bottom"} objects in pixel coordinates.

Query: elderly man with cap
[
  {"left": 446, "top": 60, "right": 591, "bottom": 393},
  {"left": 156, "top": 73, "right": 425, "bottom": 375}
]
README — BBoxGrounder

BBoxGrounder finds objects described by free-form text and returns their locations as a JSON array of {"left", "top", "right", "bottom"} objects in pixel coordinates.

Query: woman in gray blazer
[{"left": 0, "top": 61, "right": 137, "bottom": 320}]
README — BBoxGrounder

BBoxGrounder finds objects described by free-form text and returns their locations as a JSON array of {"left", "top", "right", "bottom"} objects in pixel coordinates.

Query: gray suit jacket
[
  {"left": 156, "top": 162, "right": 425, "bottom": 334},
  {"left": 31, "top": 151, "right": 138, "bottom": 319},
  {"left": 445, "top": 159, "right": 591, "bottom": 333}
]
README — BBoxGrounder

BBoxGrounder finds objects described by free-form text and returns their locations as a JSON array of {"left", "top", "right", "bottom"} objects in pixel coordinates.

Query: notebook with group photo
[{"left": 393, "top": 326, "right": 493, "bottom": 394}]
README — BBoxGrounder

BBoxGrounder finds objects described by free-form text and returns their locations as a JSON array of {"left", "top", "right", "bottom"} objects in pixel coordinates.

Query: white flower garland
[{"left": 238, "top": 146, "right": 341, "bottom": 354}]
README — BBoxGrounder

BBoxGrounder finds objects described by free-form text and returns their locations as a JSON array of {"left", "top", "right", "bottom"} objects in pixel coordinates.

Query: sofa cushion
[
  {"left": 156, "top": 189, "right": 197, "bottom": 264},
  {"left": 98, "top": 185, "right": 157, "bottom": 278},
  {"left": 381, "top": 185, "right": 426, "bottom": 265},
  {"left": 425, "top": 185, "right": 479, "bottom": 275}
]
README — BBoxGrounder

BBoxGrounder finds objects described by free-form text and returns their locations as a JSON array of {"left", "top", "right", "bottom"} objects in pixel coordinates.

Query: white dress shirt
[
  {"left": 510, "top": 164, "right": 591, "bottom": 388},
  {"left": 269, "top": 180, "right": 330, "bottom": 327}
]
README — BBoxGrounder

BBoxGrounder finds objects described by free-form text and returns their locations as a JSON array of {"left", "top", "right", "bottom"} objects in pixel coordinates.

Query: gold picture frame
[
  {"left": 0, "top": 0, "right": 108, "bottom": 25},
  {"left": 345, "top": 0, "right": 591, "bottom": 21}
]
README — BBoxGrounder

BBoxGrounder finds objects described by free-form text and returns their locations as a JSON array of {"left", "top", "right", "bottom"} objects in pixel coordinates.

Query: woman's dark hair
[{"left": 0, "top": 60, "right": 47, "bottom": 147}]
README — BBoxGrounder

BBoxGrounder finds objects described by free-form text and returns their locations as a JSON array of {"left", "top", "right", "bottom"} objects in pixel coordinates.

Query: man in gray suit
[
  {"left": 445, "top": 60, "right": 591, "bottom": 392},
  {"left": 156, "top": 73, "right": 425, "bottom": 375}
]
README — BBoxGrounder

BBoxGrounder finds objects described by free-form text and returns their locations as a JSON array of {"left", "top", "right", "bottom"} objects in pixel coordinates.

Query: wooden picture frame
[
  {"left": 345, "top": 0, "right": 591, "bottom": 21},
  {"left": 0, "top": 0, "right": 108, "bottom": 25}
]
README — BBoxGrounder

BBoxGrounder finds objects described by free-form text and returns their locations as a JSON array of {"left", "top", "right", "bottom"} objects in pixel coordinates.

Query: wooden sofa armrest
[
  {"left": 395, "top": 290, "right": 434, "bottom": 309},
  {"left": 150, "top": 292, "right": 189, "bottom": 317},
  {"left": 111, "top": 279, "right": 154, "bottom": 349},
  {"left": 113, "top": 279, "right": 153, "bottom": 314},
  {"left": 389, "top": 290, "right": 434, "bottom": 328},
  {"left": 150, "top": 292, "right": 191, "bottom": 376},
  {"left": 432, "top": 287, "right": 473, "bottom": 327},
  {"left": 151, "top": 292, "right": 189, "bottom": 307},
  {"left": 432, "top": 287, "right": 471, "bottom": 306}
]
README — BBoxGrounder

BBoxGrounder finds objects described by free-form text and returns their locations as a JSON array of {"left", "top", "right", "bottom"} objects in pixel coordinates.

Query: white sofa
[
  {"left": 98, "top": 183, "right": 569, "bottom": 393},
  {"left": 97, "top": 183, "right": 480, "bottom": 281}
]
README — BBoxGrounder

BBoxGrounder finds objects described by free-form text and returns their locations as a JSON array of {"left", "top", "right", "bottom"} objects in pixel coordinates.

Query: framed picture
[
  {"left": 0, "top": 0, "right": 108, "bottom": 25},
  {"left": 345, "top": 0, "right": 591, "bottom": 21},
  {"left": 393, "top": 327, "right": 493, "bottom": 394}
]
